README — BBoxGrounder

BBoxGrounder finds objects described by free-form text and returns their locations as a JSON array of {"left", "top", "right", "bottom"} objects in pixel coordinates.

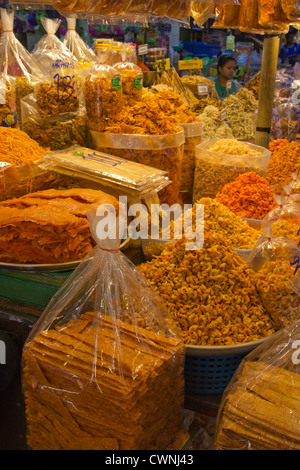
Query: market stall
[{"left": 1, "top": 0, "right": 300, "bottom": 452}]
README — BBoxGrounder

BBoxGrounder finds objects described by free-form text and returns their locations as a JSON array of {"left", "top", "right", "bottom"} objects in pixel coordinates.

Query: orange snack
[
  {"left": 267, "top": 139, "right": 300, "bottom": 193},
  {"left": 216, "top": 171, "right": 277, "bottom": 219}
]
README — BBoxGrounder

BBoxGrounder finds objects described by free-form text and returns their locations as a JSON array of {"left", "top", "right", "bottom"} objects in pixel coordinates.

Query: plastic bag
[
  {"left": 90, "top": 129, "right": 185, "bottom": 205},
  {"left": 63, "top": 18, "right": 97, "bottom": 72},
  {"left": 32, "top": 17, "right": 81, "bottom": 119},
  {"left": 21, "top": 93, "right": 88, "bottom": 151},
  {"left": 257, "top": 0, "right": 291, "bottom": 30},
  {"left": 280, "top": 0, "right": 300, "bottom": 20},
  {"left": 0, "top": 74, "right": 17, "bottom": 128},
  {"left": 239, "top": 0, "right": 289, "bottom": 34},
  {"left": 190, "top": 0, "right": 215, "bottom": 28},
  {"left": 247, "top": 227, "right": 300, "bottom": 330},
  {"left": 114, "top": 62, "right": 143, "bottom": 105},
  {"left": 22, "top": 208, "right": 185, "bottom": 450},
  {"left": 83, "top": 63, "right": 122, "bottom": 132},
  {"left": 179, "top": 121, "right": 202, "bottom": 194},
  {"left": 275, "top": 100, "right": 300, "bottom": 142},
  {"left": 215, "top": 313, "right": 300, "bottom": 449},
  {"left": 213, "top": 2, "right": 241, "bottom": 28},
  {"left": 0, "top": 9, "right": 45, "bottom": 126}
]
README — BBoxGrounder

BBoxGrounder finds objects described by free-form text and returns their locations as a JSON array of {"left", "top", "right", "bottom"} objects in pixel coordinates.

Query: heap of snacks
[
  {"left": 198, "top": 106, "right": 233, "bottom": 141},
  {"left": 267, "top": 139, "right": 300, "bottom": 193},
  {"left": 163, "top": 198, "right": 262, "bottom": 250},
  {"left": 216, "top": 172, "right": 277, "bottom": 220},
  {"left": 0, "top": 126, "right": 45, "bottom": 165},
  {"left": 138, "top": 234, "right": 275, "bottom": 346},
  {"left": 223, "top": 94, "right": 255, "bottom": 140},
  {"left": 181, "top": 74, "right": 213, "bottom": 91},
  {"left": 270, "top": 219, "right": 300, "bottom": 245}
]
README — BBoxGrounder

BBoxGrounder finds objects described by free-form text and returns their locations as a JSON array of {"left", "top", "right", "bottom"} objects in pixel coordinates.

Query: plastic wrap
[
  {"left": 63, "top": 18, "right": 97, "bottom": 72},
  {"left": 22, "top": 208, "right": 185, "bottom": 450},
  {"left": 91, "top": 129, "right": 185, "bottom": 205},
  {"left": 21, "top": 93, "right": 88, "bottom": 151},
  {"left": 213, "top": 2, "right": 241, "bottom": 28},
  {"left": 179, "top": 121, "right": 202, "bottom": 194},
  {"left": 261, "top": 194, "right": 300, "bottom": 246},
  {"left": 193, "top": 138, "right": 271, "bottom": 202},
  {"left": 275, "top": 100, "right": 300, "bottom": 142},
  {"left": 9, "top": 0, "right": 54, "bottom": 10},
  {"left": 32, "top": 17, "right": 81, "bottom": 119},
  {"left": 114, "top": 62, "right": 143, "bottom": 105},
  {"left": 257, "top": 0, "right": 291, "bottom": 30},
  {"left": 0, "top": 75, "right": 17, "bottom": 128},
  {"left": 190, "top": 0, "right": 215, "bottom": 28},
  {"left": 83, "top": 64, "right": 122, "bottom": 132},
  {"left": 0, "top": 9, "right": 45, "bottom": 127},
  {"left": 239, "top": 0, "right": 289, "bottom": 34},
  {"left": 281, "top": 0, "right": 300, "bottom": 19}
]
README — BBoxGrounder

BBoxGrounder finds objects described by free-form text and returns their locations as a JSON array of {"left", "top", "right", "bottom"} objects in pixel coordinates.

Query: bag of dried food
[
  {"left": 193, "top": 138, "right": 271, "bottom": 202},
  {"left": 280, "top": 0, "right": 300, "bottom": 20},
  {"left": 63, "top": 17, "right": 97, "bottom": 72},
  {"left": 90, "top": 129, "right": 185, "bottom": 205},
  {"left": 114, "top": 62, "right": 143, "bottom": 105},
  {"left": 0, "top": 8, "right": 45, "bottom": 127},
  {"left": 190, "top": 0, "right": 215, "bottom": 29},
  {"left": 21, "top": 93, "right": 88, "bottom": 151},
  {"left": 275, "top": 100, "right": 300, "bottom": 142},
  {"left": 179, "top": 121, "right": 202, "bottom": 194},
  {"left": 83, "top": 63, "right": 123, "bottom": 132},
  {"left": 22, "top": 206, "right": 185, "bottom": 450},
  {"left": 247, "top": 226, "right": 300, "bottom": 330},
  {"left": 32, "top": 17, "right": 81, "bottom": 120},
  {"left": 0, "top": 74, "right": 17, "bottom": 128}
]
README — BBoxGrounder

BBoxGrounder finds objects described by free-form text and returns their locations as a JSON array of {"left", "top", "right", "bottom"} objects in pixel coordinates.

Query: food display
[
  {"left": 193, "top": 139, "right": 271, "bottom": 202},
  {"left": 138, "top": 233, "right": 275, "bottom": 346},
  {"left": 215, "top": 172, "right": 277, "bottom": 220},
  {"left": 267, "top": 139, "right": 300, "bottom": 193},
  {"left": 0, "top": 188, "right": 119, "bottom": 264}
]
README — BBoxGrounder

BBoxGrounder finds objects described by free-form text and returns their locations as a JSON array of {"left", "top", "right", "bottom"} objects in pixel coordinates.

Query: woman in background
[{"left": 215, "top": 54, "right": 241, "bottom": 99}]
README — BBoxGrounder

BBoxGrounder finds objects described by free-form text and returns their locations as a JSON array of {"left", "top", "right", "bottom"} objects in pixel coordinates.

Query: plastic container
[
  {"left": 90, "top": 129, "right": 185, "bottom": 206},
  {"left": 193, "top": 138, "right": 271, "bottom": 202}
]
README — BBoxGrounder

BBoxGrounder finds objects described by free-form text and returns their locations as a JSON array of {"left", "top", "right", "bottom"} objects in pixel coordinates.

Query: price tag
[
  {"left": 220, "top": 109, "right": 227, "bottom": 122},
  {"left": 226, "top": 80, "right": 232, "bottom": 91},
  {"left": 156, "top": 57, "right": 171, "bottom": 72},
  {"left": 138, "top": 44, "right": 148, "bottom": 55},
  {"left": 197, "top": 84, "right": 208, "bottom": 95}
]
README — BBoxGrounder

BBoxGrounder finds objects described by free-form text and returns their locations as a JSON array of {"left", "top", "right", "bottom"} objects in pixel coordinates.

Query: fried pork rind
[
  {"left": 114, "top": 62, "right": 143, "bottom": 106},
  {"left": 22, "top": 212, "right": 184, "bottom": 450}
]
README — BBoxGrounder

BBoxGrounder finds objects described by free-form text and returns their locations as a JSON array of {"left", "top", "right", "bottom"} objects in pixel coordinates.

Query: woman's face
[{"left": 219, "top": 60, "right": 236, "bottom": 80}]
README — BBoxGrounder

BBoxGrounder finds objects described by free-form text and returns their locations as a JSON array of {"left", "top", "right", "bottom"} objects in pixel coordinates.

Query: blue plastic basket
[
  {"left": 184, "top": 338, "right": 269, "bottom": 395},
  {"left": 184, "top": 352, "right": 247, "bottom": 395}
]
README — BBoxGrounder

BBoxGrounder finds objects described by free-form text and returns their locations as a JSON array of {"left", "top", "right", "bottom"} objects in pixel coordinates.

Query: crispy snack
[
  {"left": 271, "top": 218, "right": 300, "bottom": 245},
  {"left": 84, "top": 74, "right": 122, "bottom": 132},
  {"left": 138, "top": 234, "right": 275, "bottom": 346},
  {"left": 223, "top": 94, "right": 255, "bottom": 140},
  {"left": 0, "top": 188, "right": 119, "bottom": 263},
  {"left": 267, "top": 139, "right": 300, "bottom": 193},
  {"left": 23, "top": 311, "right": 184, "bottom": 450},
  {"left": 36, "top": 78, "right": 79, "bottom": 119},
  {"left": 216, "top": 172, "right": 277, "bottom": 220},
  {"left": 215, "top": 361, "right": 300, "bottom": 450},
  {"left": 254, "top": 259, "right": 300, "bottom": 330},
  {"left": 0, "top": 78, "right": 17, "bottom": 128},
  {"left": 15, "top": 76, "right": 34, "bottom": 127}
]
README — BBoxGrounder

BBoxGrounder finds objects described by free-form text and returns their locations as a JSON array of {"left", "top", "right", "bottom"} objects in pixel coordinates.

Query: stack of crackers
[
  {"left": 215, "top": 361, "right": 300, "bottom": 450},
  {"left": 22, "top": 311, "right": 185, "bottom": 450}
]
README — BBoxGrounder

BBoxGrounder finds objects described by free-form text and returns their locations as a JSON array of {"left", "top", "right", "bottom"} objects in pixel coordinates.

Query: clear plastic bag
[
  {"left": 280, "top": 0, "right": 300, "bottom": 20},
  {"left": 22, "top": 208, "right": 185, "bottom": 450},
  {"left": 247, "top": 228, "right": 300, "bottom": 330},
  {"left": 0, "top": 74, "right": 17, "bottom": 128},
  {"left": 275, "top": 100, "right": 300, "bottom": 142},
  {"left": 215, "top": 316, "right": 300, "bottom": 449},
  {"left": 83, "top": 64, "right": 123, "bottom": 132},
  {"left": 179, "top": 121, "right": 202, "bottom": 194},
  {"left": 190, "top": 0, "right": 215, "bottom": 28},
  {"left": 0, "top": 9, "right": 45, "bottom": 126},
  {"left": 21, "top": 93, "right": 88, "bottom": 151},
  {"left": 239, "top": 0, "right": 289, "bottom": 34},
  {"left": 32, "top": 17, "right": 81, "bottom": 119},
  {"left": 90, "top": 129, "right": 185, "bottom": 206},
  {"left": 63, "top": 18, "right": 97, "bottom": 72},
  {"left": 114, "top": 62, "right": 143, "bottom": 105}
]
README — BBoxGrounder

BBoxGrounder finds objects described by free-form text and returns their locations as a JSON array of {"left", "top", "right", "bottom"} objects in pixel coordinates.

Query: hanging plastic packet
[
  {"left": 0, "top": 8, "right": 45, "bottom": 127},
  {"left": 32, "top": 17, "right": 81, "bottom": 120},
  {"left": 63, "top": 17, "right": 97, "bottom": 72},
  {"left": 275, "top": 100, "right": 300, "bottom": 141},
  {"left": 190, "top": 0, "right": 215, "bottom": 29},
  {"left": 114, "top": 62, "right": 143, "bottom": 105},
  {"left": 247, "top": 225, "right": 300, "bottom": 331},
  {"left": 22, "top": 206, "right": 185, "bottom": 450}
]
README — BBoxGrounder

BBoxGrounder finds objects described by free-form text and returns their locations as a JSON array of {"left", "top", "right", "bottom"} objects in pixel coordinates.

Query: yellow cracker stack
[
  {"left": 22, "top": 312, "right": 184, "bottom": 450},
  {"left": 215, "top": 361, "right": 300, "bottom": 450}
]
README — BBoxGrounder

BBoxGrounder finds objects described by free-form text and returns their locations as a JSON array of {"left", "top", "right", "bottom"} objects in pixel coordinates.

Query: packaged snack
[
  {"left": 22, "top": 208, "right": 185, "bottom": 450},
  {"left": 190, "top": 0, "right": 215, "bottom": 28},
  {"left": 83, "top": 64, "right": 123, "bottom": 132},
  {"left": 0, "top": 75, "right": 17, "bottom": 128},
  {"left": 0, "top": 8, "right": 45, "bottom": 126},
  {"left": 63, "top": 17, "right": 97, "bottom": 71},
  {"left": 280, "top": 0, "right": 300, "bottom": 20},
  {"left": 21, "top": 93, "right": 88, "bottom": 151},
  {"left": 90, "top": 129, "right": 185, "bottom": 205},
  {"left": 32, "top": 17, "right": 80, "bottom": 119},
  {"left": 114, "top": 62, "right": 143, "bottom": 105},
  {"left": 179, "top": 121, "right": 202, "bottom": 193}
]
